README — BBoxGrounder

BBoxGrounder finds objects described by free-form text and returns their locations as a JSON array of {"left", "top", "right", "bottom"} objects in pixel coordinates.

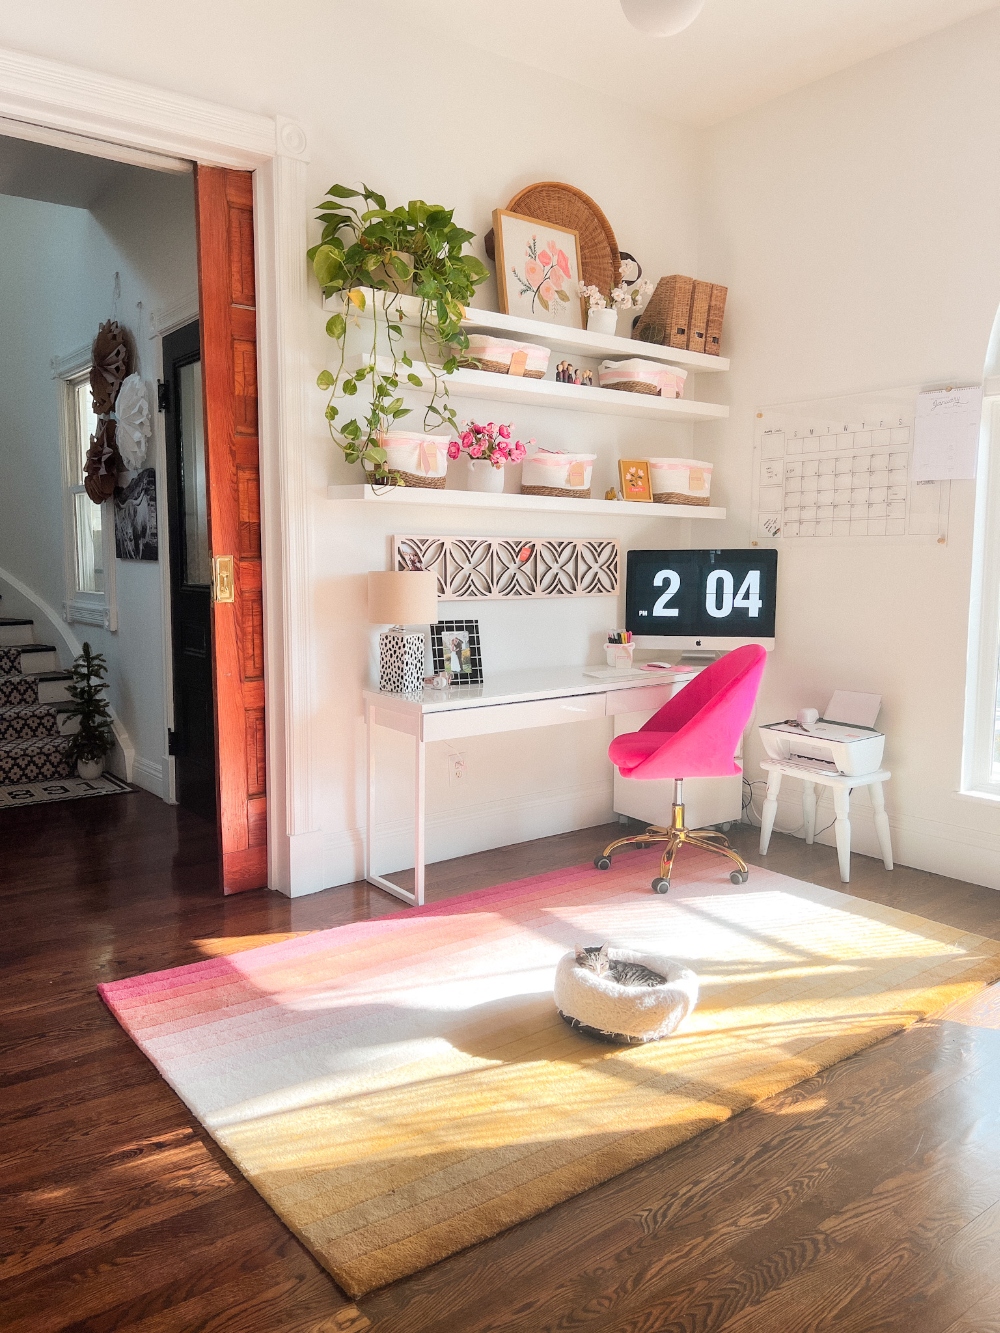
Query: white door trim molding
[{"left": 0, "top": 44, "right": 315, "bottom": 894}]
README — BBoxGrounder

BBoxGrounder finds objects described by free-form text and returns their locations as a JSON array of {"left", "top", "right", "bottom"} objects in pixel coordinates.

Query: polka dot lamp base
[{"left": 379, "top": 629, "right": 424, "bottom": 693}]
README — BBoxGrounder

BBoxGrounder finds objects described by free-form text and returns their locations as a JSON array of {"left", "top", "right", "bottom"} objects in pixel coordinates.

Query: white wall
[
  {"left": 699, "top": 8, "right": 1000, "bottom": 885},
  {"left": 0, "top": 168, "right": 197, "bottom": 796}
]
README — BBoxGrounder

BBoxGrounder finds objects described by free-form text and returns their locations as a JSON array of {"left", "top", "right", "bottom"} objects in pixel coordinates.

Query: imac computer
[{"left": 625, "top": 548, "right": 778, "bottom": 656}]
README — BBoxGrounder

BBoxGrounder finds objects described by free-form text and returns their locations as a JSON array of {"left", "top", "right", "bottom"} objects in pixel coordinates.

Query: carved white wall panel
[{"left": 392, "top": 536, "right": 619, "bottom": 600}]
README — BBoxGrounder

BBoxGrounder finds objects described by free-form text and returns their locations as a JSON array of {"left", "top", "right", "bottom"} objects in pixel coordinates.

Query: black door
[{"left": 163, "top": 321, "right": 216, "bottom": 819}]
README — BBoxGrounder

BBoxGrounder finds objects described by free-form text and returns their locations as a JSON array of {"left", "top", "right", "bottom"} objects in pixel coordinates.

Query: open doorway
[
  {"left": 162, "top": 319, "right": 215, "bottom": 821},
  {"left": 0, "top": 137, "right": 267, "bottom": 891}
]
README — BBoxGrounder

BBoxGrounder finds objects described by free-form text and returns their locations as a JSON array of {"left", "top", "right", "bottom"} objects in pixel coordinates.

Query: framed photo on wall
[
  {"left": 618, "top": 459, "right": 653, "bottom": 503},
  {"left": 431, "top": 619, "right": 483, "bottom": 684},
  {"left": 493, "top": 209, "right": 584, "bottom": 328}
]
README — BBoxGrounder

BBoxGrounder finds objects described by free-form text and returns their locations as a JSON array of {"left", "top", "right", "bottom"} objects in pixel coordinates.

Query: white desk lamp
[{"left": 368, "top": 570, "right": 438, "bottom": 693}]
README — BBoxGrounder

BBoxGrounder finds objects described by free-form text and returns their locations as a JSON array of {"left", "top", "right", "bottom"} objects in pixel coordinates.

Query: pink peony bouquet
[{"left": 448, "top": 421, "right": 532, "bottom": 470}]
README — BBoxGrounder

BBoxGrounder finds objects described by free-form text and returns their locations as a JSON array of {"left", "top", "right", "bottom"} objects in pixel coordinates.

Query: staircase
[{"left": 0, "top": 618, "right": 76, "bottom": 786}]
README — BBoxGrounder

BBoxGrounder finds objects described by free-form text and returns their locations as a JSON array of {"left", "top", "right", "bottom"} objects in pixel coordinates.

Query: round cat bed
[{"left": 554, "top": 948, "right": 699, "bottom": 1045}]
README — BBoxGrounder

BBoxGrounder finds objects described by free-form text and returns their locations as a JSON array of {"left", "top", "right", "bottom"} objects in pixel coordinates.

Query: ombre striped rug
[{"left": 99, "top": 851, "right": 1000, "bottom": 1297}]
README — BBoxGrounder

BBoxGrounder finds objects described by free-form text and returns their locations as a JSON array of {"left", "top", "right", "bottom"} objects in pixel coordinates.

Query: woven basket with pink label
[
  {"left": 648, "top": 457, "right": 713, "bottom": 506},
  {"left": 520, "top": 448, "right": 597, "bottom": 499},
  {"left": 598, "top": 358, "right": 687, "bottom": 398}
]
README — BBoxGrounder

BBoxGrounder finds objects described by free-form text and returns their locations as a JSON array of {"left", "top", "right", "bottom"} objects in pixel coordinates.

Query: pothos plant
[{"left": 308, "top": 185, "right": 489, "bottom": 480}]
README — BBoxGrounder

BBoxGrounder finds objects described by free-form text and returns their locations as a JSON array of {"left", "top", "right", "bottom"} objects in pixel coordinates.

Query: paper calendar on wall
[{"left": 752, "top": 385, "right": 950, "bottom": 543}]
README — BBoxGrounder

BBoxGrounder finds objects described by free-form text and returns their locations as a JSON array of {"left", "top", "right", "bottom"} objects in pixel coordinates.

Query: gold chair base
[{"left": 597, "top": 798, "right": 748, "bottom": 890}]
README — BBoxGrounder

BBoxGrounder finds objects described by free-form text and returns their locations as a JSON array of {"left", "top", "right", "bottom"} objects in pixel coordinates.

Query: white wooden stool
[{"left": 758, "top": 760, "right": 893, "bottom": 883}]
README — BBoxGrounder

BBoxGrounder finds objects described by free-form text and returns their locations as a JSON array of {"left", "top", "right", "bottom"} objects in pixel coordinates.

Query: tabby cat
[{"left": 575, "top": 944, "right": 665, "bottom": 987}]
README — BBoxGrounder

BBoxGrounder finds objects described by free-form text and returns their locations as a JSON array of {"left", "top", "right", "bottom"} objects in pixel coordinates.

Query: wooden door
[{"left": 194, "top": 166, "right": 267, "bottom": 893}]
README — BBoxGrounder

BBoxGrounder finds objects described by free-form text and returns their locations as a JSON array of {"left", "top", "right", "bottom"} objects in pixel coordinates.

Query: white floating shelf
[
  {"left": 324, "top": 287, "right": 729, "bottom": 373},
  {"left": 344, "top": 355, "right": 729, "bottom": 424},
  {"left": 327, "top": 484, "right": 726, "bottom": 520}
]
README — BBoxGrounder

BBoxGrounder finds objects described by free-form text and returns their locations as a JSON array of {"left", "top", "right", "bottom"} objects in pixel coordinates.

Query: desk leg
[
  {"left": 414, "top": 734, "right": 426, "bottom": 907},
  {"left": 803, "top": 782, "right": 817, "bottom": 844},
  {"left": 760, "top": 770, "right": 782, "bottom": 854},
  {"left": 833, "top": 786, "right": 852, "bottom": 882},
  {"left": 870, "top": 781, "right": 894, "bottom": 870},
  {"left": 365, "top": 708, "right": 421, "bottom": 908}
]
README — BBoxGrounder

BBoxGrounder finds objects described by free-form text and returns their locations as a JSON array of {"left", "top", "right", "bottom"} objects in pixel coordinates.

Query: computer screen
[{"left": 625, "top": 548, "right": 778, "bottom": 650}]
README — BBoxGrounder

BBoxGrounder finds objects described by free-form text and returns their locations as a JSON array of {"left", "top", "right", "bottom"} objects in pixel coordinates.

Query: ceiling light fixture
[{"left": 620, "top": 0, "right": 705, "bottom": 37}]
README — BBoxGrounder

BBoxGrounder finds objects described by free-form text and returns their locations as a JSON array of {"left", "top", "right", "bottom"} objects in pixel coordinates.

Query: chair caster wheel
[
  {"left": 652, "top": 877, "right": 670, "bottom": 894},
  {"left": 594, "top": 855, "right": 612, "bottom": 871},
  {"left": 719, "top": 822, "right": 733, "bottom": 832},
  {"left": 730, "top": 870, "right": 749, "bottom": 885}
]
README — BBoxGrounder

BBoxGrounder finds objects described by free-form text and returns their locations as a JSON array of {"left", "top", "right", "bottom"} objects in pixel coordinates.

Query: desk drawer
[
  {"left": 423, "top": 692, "right": 606, "bottom": 742},
  {"left": 604, "top": 683, "right": 680, "bottom": 716}
]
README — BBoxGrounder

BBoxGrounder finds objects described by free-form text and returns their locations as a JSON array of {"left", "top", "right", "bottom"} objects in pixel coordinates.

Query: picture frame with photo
[
  {"left": 430, "top": 619, "right": 483, "bottom": 684},
  {"left": 493, "top": 209, "right": 584, "bottom": 329},
  {"left": 618, "top": 458, "right": 653, "bottom": 503}
]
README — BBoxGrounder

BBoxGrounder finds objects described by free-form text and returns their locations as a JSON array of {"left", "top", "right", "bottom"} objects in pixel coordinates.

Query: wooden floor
[{"left": 4, "top": 790, "right": 1000, "bottom": 1333}]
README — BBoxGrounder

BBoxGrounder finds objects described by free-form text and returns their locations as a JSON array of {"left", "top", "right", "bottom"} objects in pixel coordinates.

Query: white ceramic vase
[
  {"left": 77, "top": 757, "right": 104, "bottom": 780},
  {"left": 466, "top": 459, "right": 505, "bottom": 493},
  {"left": 587, "top": 307, "right": 619, "bottom": 335}
]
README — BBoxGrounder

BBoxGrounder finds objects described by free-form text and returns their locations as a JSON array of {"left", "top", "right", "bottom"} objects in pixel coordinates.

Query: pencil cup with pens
[{"left": 605, "top": 631, "right": 634, "bottom": 669}]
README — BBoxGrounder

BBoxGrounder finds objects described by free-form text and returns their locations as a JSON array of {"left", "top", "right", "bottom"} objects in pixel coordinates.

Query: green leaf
[
  {"left": 386, "top": 397, "right": 404, "bottom": 412},
  {"left": 401, "top": 352, "right": 413, "bottom": 367},
  {"left": 393, "top": 407, "right": 412, "bottom": 418},
  {"left": 343, "top": 379, "right": 358, "bottom": 396},
  {"left": 312, "top": 245, "right": 344, "bottom": 287},
  {"left": 368, "top": 445, "right": 387, "bottom": 463},
  {"left": 316, "top": 369, "right": 335, "bottom": 389},
  {"left": 326, "top": 184, "right": 364, "bottom": 199},
  {"left": 441, "top": 357, "right": 458, "bottom": 374},
  {"left": 407, "top": 373, "right": 423, "bottom": 387},
  {"left": 389, "top": 254, "right": 412, "bottom": 281},
  {"left": 325, "top": 313, "right": 347, "bottom": 340},
  {"left": 325, "top": 404, "right": 338, "bottom": 420},
  {"left": 342, "top": 419, "right": 362, "bottom": 440}
]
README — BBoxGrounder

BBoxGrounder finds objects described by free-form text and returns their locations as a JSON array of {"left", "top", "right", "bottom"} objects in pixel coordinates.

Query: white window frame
[
  {"left": 53, "top": 345, "right": 118, "bottom": 631},
  {"left": 961, "top": 392, "right": 1000, "bottom": 798}
]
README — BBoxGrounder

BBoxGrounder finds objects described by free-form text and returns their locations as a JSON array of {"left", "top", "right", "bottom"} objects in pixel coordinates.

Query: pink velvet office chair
[{"left": 595, "top": 644, "right": 767, "bottom": 893}]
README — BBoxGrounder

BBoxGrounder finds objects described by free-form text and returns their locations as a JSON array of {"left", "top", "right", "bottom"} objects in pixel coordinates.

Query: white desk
[{"left": 364, "top": 667, "right": 695, "bottom": 906}]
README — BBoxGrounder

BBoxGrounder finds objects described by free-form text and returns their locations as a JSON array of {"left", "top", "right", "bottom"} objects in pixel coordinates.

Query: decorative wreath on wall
[{"left": 84, "top": 320, "right": 133, "bottom": 504}]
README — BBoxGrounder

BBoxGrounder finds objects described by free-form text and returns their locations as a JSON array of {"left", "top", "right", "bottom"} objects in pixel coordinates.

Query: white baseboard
[
  {"left": 318, "top": 778, "right": 615, "bottom": 896},
  {"left": 132, "top": 755, "right": 167, "bottom": 799}
]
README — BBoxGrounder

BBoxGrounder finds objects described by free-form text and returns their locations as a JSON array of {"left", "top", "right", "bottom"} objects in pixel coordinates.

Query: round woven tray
[
  {"left": 384, "top": 470, "right": 446, "bottom": 489},
  {"left": 603, "top": 379, "right": 661, "bottom": 396},
  {"left": 486, "top": 182, "right": 620, "bottom": 296},
  {"left": 521, "top": 484, "right": 591, "bottom": 500},
  {"left": 652, "top": 491, "right": 710, "bottom": 506}
]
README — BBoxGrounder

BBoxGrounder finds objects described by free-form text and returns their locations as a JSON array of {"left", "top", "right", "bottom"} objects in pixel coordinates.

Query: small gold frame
[{"left": 618, "top": 459, "right": 653, "bottom": 503}]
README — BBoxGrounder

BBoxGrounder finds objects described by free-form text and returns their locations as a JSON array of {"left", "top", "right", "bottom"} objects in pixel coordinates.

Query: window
[
  {"left": 962, "top": 393, "right": 1000, "bottom": 797},
  {"left": 58, "top": 356, "right": 117, "bottom": 629}
]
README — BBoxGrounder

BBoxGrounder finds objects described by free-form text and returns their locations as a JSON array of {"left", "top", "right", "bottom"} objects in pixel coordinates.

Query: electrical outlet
[{"left": 449, "top": 752, "right": 467, "bottom": 785}]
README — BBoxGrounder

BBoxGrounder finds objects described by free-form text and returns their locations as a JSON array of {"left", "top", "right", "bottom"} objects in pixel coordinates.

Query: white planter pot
[
  {"left": 77, "top": 757, "right": 105, "bottom": 780},
  {"left": 466, "top": 459, "right": 506, "bottom": 493},
  {"left": 587, "top": 307, "right": 619, "bottom": 335}
]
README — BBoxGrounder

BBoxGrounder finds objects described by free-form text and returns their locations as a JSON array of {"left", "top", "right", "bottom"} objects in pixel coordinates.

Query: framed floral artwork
[
  {"left": 618, "top": 459, "right": 653, "bottom": 503},
  {"left": 493, "top": 209, "right": 584, "bottom": 328}
]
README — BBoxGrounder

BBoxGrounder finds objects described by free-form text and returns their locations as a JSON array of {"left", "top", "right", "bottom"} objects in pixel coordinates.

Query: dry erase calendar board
[{"left": 752, "top": 385, "right": 950, "bottom": 544}]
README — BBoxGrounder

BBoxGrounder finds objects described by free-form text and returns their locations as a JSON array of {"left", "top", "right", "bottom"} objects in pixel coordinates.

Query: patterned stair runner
[{"left": 0, "top": 631, "right": 73, "bottom": 784}]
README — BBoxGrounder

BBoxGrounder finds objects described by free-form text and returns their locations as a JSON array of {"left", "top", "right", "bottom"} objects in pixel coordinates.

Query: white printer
[{"left": 759, "top": 691, "right": 885, "bottom": 777}]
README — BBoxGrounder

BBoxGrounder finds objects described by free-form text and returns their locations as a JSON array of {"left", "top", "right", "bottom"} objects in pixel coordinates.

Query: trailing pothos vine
[{"left": 308, "top": 185, "right": 489, "bottom": 481}]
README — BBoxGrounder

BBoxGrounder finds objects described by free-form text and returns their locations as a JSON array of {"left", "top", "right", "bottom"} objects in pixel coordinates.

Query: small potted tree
[{"left": 67, "top": 642, "right": 116, "bottom": 779}]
